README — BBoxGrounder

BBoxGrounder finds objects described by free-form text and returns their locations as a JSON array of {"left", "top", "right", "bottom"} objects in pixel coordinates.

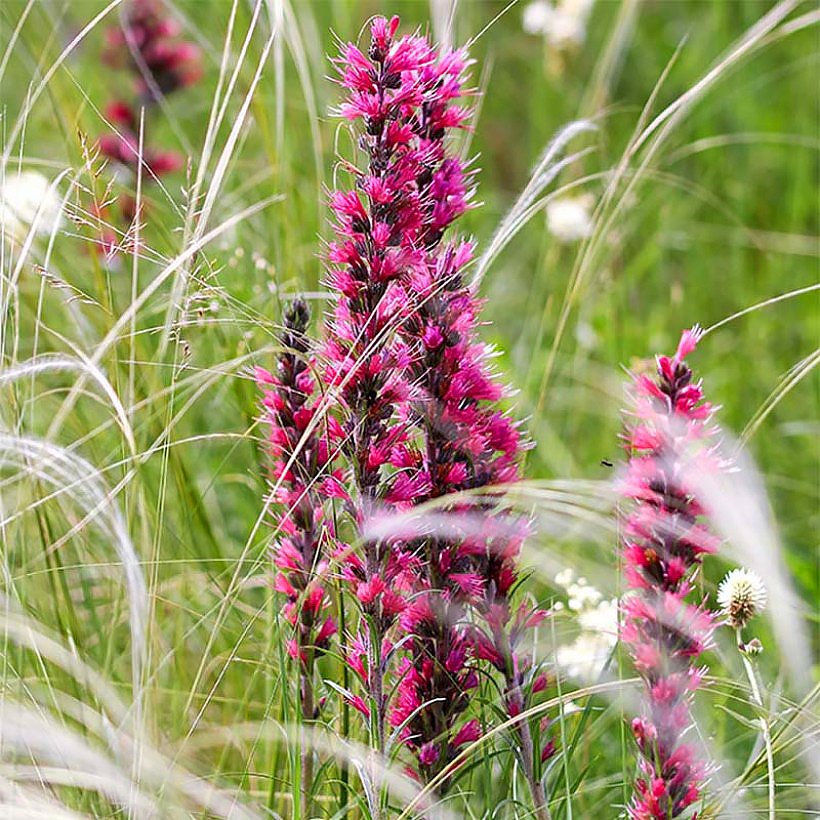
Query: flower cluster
[
  {"left": 620, "top": 327, "right": 718, "bottom": 820},
  {"left": 260, "top": 15, "right": 552, "bottom": 814},
  {"left": 553, "top": 570, "right": 618, "bottom": 682},
  {"left": 320, "top": 18, "right": 556, "bottom": 805}
]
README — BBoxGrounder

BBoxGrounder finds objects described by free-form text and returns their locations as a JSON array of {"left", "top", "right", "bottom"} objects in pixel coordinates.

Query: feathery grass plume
[
  {"left": 97, "top": 0, "right": 200, "bottom": 230},
  {"left": 620, "top": 326, "right": 719, "bottom": 819},
  {"left": 256, "top": 299, "right": 343, "bottom": 816}
]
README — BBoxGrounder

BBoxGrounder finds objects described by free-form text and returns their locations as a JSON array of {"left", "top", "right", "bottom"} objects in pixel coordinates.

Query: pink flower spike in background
[
  {"left": 95, "top": 0, "right": 198, "bottom": 257},
  {"left": 257, "top": 299, "right": 341, "bottom": 819},
  {"left": 103, "top": 0, "right": 201, "bottom": 100}
]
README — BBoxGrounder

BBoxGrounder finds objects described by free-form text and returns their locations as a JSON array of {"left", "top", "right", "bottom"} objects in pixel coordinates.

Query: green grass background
[{"left": 0, "top": 0, "right": 817, "bottom": 816}]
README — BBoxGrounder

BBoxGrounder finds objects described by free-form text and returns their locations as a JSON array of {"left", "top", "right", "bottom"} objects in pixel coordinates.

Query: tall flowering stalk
[
  {"left": 323, "top": 15, "right": 473, "bottom": 759},
  {"left": 256, "top": 299, "right": 341, "bottom": 818},
  {"left": 323, "top": 16, "right": 555, "bottom": 815},
  {"left": 620, "top": 327, "right": 718, "bottom": 819},
  {"left": 258, "top": 13, "right": 555, "bottom": 814}
]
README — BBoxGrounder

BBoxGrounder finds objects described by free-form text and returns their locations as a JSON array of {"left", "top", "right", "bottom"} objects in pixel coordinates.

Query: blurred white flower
[
  {"left": 567, "top": 580, "right": 601, "bottom": 611},
  {"left": 556, "top": 631, "right": 613, "bottom": 681},
  {"left": 578, "top": 597, "right": 618, "bottom": 637},
  {"left": 523, "top": 1, "right": 553, "bottom": 36},
  {"left": 718, "top": 568, "right": 767, "bottom": 629},
  {"left": 523, "top": 0, "right": 595, "bottom": 48},
  {"left": 546, "top": 194, "right": 594, "bottom": 242},
  {"left": 554, "top": 574, "right": 619, "bottom": 682},
  {"left": 575, "top": 319, "right": 598, "bottom": 350},
  {"left": 0, "top": 171, "right": 63, "bottom": 243}
]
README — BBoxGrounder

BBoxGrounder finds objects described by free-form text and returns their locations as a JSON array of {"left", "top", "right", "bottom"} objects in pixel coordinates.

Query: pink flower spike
[{"left": 621, "top": 327, "right": 720, "bottom": 818}]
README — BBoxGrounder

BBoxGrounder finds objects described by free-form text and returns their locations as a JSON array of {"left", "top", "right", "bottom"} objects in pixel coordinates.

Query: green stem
[
  {"left": 301, "top": 668, "right": 315, "bottom": 819},
  {"left": 736, "top": 628, "right": 775, "bottom": 820},
  {"left": 368, "top": 615, "right": 384, "bottom": 820},
  {"left": 338, "top": 583, "right": 350, "bottom": 813}
]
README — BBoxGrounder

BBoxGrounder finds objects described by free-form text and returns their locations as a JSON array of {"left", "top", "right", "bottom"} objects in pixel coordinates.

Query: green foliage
[{"left": 0, "top": 1, "right": 816, "bottom": 817}]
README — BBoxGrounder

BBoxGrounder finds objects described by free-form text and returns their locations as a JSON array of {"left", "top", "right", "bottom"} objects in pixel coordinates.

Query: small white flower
[
  {"left": 567, "top": 581, "right": 601, "bottom": 609},
  {"left": 546, "top": 0, "right": 595, "bottom": 48},
  {"left": 523, "top": 1, "right": 553, "bottom": 36},
  {"left": 718, "top": 568, "right": 767, "bottom": 629},
  {"left": 578, "top": 597, "right": 618, "bottom": 636},
  {"left": 523, "top": 0, "right": 595, "bottom": 48},
  {"left": 546, "top": 194, "right": 594, "bottom": 242},
  {"left": 556, "top": 597, "right": 619, "bottom": 681},
  {"left": 0, "top": 171, "right": 63, "bottom": 243},
  {"left": 554, "top": 568, "right": 574, "bottom": 588},
  {"left": 556, "top": 631, "right": 613, "bottom": 681}
]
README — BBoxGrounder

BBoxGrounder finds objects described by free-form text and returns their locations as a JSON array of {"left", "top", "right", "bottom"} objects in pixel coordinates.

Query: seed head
[{"left": 718, "top": 568, "right": 767, "bottom": 629}]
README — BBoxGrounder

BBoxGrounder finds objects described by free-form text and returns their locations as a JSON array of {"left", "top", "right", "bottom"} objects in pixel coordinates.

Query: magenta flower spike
[
  {"left": 322, "top": 14, "right": 475, "bottom": 759},
  {"left": 291, "top": 13, "right": 552, "bottom": 812},
  {"left": 323, "top": 15, "right": 556, "bottom": 808},
  {"left": 258, "top": 300, "right": 341, "bottom": 669},
  {"left": 257, "top": 299, "right": 344, "bottom": 816},
  {"left": 620, "top": 326, "right": 718, "bottom": 820}
]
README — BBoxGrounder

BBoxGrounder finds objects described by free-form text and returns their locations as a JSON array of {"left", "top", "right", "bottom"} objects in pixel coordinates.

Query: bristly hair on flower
[{"left": 620, "top": 326, "right": 719, "bottom": 820}]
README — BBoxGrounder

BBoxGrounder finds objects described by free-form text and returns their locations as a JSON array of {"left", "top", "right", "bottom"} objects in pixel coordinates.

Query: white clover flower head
[
  {"left": 546, "top": 194, "right": 594, "bottom": 242},
  {"left": 718, "top": 568, "right": 767, "bottom": 629}
]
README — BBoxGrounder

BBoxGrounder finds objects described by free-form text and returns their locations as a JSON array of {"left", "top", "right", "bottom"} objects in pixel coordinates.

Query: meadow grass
[{"left": 0, "top": 0, "right": 817, "bottom": 817}]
